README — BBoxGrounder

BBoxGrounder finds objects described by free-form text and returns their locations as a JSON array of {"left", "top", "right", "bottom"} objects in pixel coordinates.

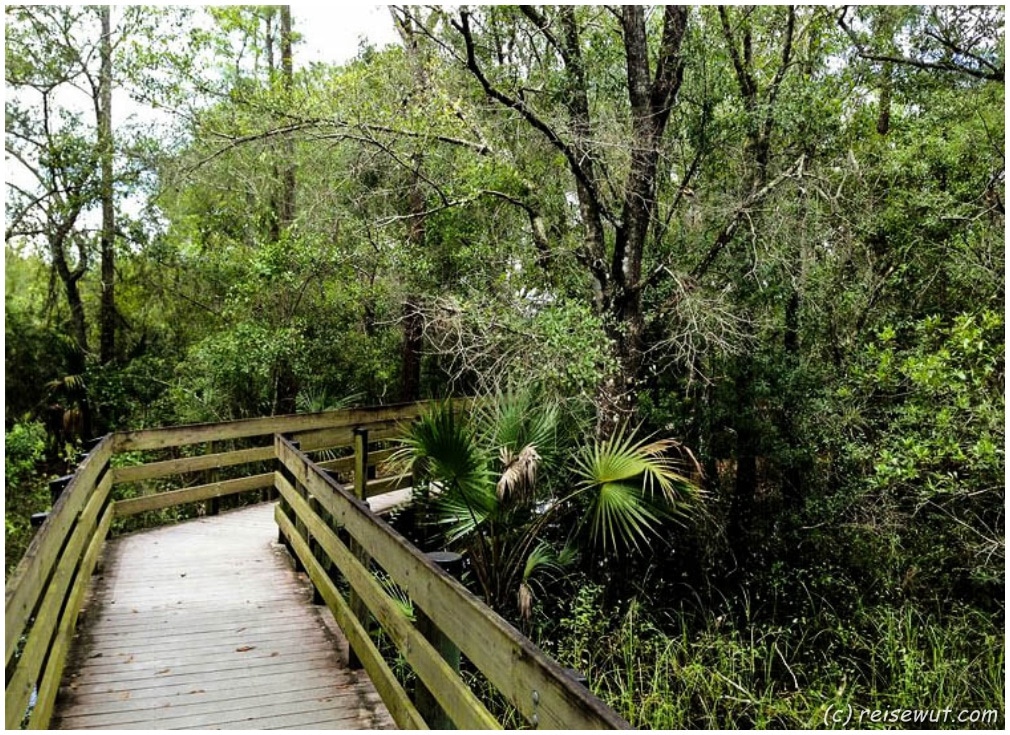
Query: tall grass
[{"left": 549, "top": 586, "right": 1004, "bottom": 729}]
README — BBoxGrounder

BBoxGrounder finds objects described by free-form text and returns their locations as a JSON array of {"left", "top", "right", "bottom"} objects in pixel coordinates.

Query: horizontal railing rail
[{"left": 108, "top": 403, "right": 436, "bottom": 520}]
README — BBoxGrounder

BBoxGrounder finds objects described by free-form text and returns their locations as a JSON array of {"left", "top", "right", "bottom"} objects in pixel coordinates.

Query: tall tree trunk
[
  {"left": 598, "top": 6, "right": 688, "bottom": 434},
  {"left": 729, "top": 361, "right": 758, "bottom": 563},
  {"left": 278, "top": 5, "right": 296, "bottom": 229},
  {"left": 401, "top": 296, "right": 423, "bottom": 401},
  {"left": 98, "top": 5, "right": 115, "bottom": 364},
  {"left": 50, "top": 231, "right": 89, "bottom": 364},
  {"left": 455, "top": 6, "right": 686, "bottom": 433},
  {"left": 392, "top": 9, "right": 430, "bottom": 402},
  {"left": 273, "top": 5, "right": 299, "bottom": 414},
  {"left": 877, "top": 60, "right": 893, "bottom": 136}
]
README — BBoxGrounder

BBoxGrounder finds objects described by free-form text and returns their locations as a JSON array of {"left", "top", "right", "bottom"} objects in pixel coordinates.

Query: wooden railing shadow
[{"left": 4, "top": 400, "right": 630, "bottom": 730}]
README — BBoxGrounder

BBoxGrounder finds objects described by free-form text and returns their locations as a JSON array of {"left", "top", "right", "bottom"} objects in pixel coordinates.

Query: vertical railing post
[
  {"left": 307, "top": 494, "right": 325, "bottom": 605},
  {"left": 276, "top": 436, "right": 299, "bottom": 556},
  {"left": 415, "top": 550, "right": 463, "bottom": 729},
  {"left": 206, "top": 440, "right": 219, "bottom": 516},
  {"left": 347, "top": 427, "right": 371, "bottom": 669},
  {"left": 49, "top": 475, "right": 72, "bottom": 505}
]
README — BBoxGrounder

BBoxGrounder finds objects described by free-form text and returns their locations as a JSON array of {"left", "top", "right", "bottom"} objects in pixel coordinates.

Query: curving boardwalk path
[{"left": 52, "top": 503, "right": 394, "bottom": 730}]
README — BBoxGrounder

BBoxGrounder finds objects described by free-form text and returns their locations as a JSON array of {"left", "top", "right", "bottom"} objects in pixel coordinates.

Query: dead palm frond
[{"left": 497, "top": 444, "right": 540, "bottom": 502}]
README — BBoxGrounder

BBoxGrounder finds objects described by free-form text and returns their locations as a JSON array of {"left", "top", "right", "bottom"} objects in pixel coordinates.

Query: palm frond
[
  {"left": 589, "top": 481, "right": 664, "bottom": 552},
  {"left": 517, "top": 541, "right": 571, "bottom": 620},
  {"left": 435, "top": 487, "right": 496, "bottom": 544},
  {"left": 478, "top": 390, "right": 562, "bottom": 472},
  {"left": 497, "top": 444, "right": 540, "bottom": 502},
  {"left": 572, "top": 423, "right": 703, "bottom": 552},
  {"left": 393, "top": 401, "right": 492, "bottom": 496}
]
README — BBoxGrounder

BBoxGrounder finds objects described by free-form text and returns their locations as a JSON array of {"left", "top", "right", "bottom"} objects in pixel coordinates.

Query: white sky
[{"left": 293, "top": 4, "right": 400, "bottom": 66}]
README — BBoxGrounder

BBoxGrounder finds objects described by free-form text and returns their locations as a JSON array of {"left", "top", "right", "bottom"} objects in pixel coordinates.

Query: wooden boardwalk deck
[{"left": 52, "top": 502, "right": 395, "bottom": 730}]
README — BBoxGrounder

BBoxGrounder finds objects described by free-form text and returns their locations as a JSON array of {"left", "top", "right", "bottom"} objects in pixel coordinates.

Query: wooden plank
[
  {"left": 58, "top": 685, "right": 374, "bottom": 729},
  {"left": 69, "top": 650, "right": 345, "bottom": 691},
  {"left": 316, "top": 447, "right": 396, "bottom": 476},
  {"left": 277, "top": 436, "right": 630, "bottom": 730},
  {"left": 5, "top": 435, "right": 112, "bottom": 669},
  {"left": 28, "top": 503, "right": 113, "bottom": 730},
  {"left": 347, "top": 429, "right": 371, "bottom": 668},
  {"left": 365, "top": 473, "right": 412, "bottom": 498},
  {"left": 53, "top": 503, "right": 394, "bottom": 731},
  {"left": 291, "top": 426, "right": 355, "bottom": 452},
  {"left": 275, "top": 509, "right": 427, "bottom": 730},
  {"left": 278, "top": 474, "right": 499, "bottom": 730},
  {"left": 68, "top": 656, "right": 352, "bottom": 698},
  {"left": 113, "top": 473, "right": 273, "bottom": 517},
  {"left": 5, "top": 472, "right": 112, "bottom": 729},
  {"left": 295, "top": 420, "right": 413, "bottom": 454},
  {"left": 113, "top": 445, "right": 274, "bottom": 484},
  {"left": 368, "top": 488, "right": 413, "bottom": 516},
  {"left": 114, "top": 402, "right": 431, "bottom": 452}
]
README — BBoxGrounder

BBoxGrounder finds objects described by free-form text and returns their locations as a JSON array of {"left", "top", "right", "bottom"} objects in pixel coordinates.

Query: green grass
[{"left": 548, "top": 586, "right": 1004, "bottom": 729}]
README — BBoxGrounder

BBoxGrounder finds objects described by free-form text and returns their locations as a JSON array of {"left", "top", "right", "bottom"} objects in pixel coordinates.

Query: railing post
[
  {"left": 415, "top": 551, "right": 463, "bottom": 729},
  {"left": 276, "top": 437, "right": 299, "bottom": 554},
  {"left": 346, "top": 427, "right": 372, "bottom": 669},
  {"left": 49, "top": 475, "right": 72, "bottom": 505},
  {"left": 205, "top": 440, "right": 219, "bottom": 516},
  {"left": 307, "top": 494, "right": 325, "bottom": 605}
]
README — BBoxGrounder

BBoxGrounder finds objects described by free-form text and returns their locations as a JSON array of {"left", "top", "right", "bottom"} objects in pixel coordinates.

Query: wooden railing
[
  {"left": 5, "top": 436, "right": 114, "bottom": 730},
  {"left": 274, "top": 435, "right": 629, "bottom": 729},
  {"left": 5, "top": 401, "right": 630, "bottom": 730}
]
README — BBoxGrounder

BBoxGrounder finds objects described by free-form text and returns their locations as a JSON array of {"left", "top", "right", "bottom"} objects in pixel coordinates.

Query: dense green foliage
[{"left": 5, "top": 5, "right": 1003, "bottom": 728}]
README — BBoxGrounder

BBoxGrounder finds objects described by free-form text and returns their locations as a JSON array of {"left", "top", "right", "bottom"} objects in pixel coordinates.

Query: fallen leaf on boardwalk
[
  {"left": 235, "top": 627, "right": 247, "bottom": 633},
  {"left": 270, "top": 652, "right": 279, "bottom": 657},
  {"left": 89, "top": 652, "right": 103, "bottom": 659},
  {"left": 155, "top": 668, "right": 171, "bottom": 675},
  {"left": 235, "top": 645, "right": 255, "bottom": 652},
  {"left": 188, "top": 689, "right": 205, "bottom": 695},
  {"left": 119, "top": 692, "right": 131, "bottom": 700}
]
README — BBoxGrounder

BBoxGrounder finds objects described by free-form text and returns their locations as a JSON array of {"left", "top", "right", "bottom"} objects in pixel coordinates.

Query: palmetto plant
[{"left": 393, "top": 393, "right": 703, "bottom": 619}]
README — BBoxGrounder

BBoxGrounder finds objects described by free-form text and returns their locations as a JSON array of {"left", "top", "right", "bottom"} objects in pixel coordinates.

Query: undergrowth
[{"left": 546, "top": 584, "right": 1004, "bottom": 729}]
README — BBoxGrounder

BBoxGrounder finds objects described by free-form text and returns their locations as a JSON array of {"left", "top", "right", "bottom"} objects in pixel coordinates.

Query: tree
[
  {"left": 444, "top": 6, "right": 690, "bottom": 430},
  {"left": 5, "top": 5, "right": 192, "bottom": 429}
]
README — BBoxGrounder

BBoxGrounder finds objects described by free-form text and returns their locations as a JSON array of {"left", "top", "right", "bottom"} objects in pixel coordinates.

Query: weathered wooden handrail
[
  {"left": 108, "top": 404, "right": 431, "bottom": 518},
  {"left": 112, "top": 401, "right": 435, "bottom": 452},
  {"left": 274, "top": 435, "right": 630, "bottom": 730},
  {"left": 5, "top": 435, "right": 115, "bottom": 729}
]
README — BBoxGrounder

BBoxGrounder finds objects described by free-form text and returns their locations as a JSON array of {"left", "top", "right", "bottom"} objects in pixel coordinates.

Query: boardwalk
[{"left": 52, "top": 503, "right": 394, "bottom": 730}]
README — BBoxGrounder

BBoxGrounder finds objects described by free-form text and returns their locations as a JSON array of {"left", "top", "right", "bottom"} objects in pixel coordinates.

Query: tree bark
[
  {"left": 99, "top": 5, "right": 115, "bottom": 364},
  {"left": 392, "top": 9, "right": 429, "bottom": 402},
  {"left": 598, "top": 6, "right": 688, "bottom": 434},
  {"left": 278, "top": 5, "right": 296, "bottom": 229},
  {"left": 274, "top": 5, "right": 298, "bottom": 414},
  {"left": 453, "top": 6, "right": 688, "bottom": 434}
]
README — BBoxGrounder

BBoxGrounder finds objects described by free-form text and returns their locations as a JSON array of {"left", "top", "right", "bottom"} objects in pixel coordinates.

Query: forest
[{"left": 4, "top": 5, "right": 1004, "bottom": 729}]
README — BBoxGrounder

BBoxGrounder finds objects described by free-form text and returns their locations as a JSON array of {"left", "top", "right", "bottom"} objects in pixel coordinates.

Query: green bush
[
  {"left": 5, "top": 419, "right": 50, "bottom": 575},
  {"left": 821, "top": 310, "right": 1004, "bottom": 604},
  {"left": 5, "top": 419, "right": 46, "bottom": 491}
]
